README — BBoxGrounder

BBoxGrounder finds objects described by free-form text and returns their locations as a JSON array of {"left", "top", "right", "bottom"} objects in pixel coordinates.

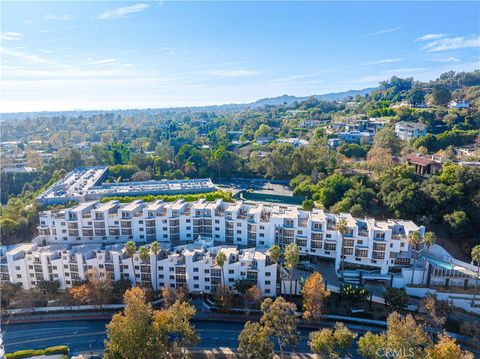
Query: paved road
[{"left": 2, "top": 319, "right": 315, "bottom": 356}]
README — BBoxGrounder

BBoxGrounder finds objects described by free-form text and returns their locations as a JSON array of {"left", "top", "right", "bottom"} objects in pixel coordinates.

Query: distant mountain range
[
  {"left": 248, "top": 87, "right": 377, "bottom": 108},
  {"left": 0, "top": 87, "right": 376, "bottom": 120}
]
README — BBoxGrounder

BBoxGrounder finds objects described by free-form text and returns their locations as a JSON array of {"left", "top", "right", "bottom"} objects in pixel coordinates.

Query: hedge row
[
  {"left": 99, "top": 190, "right": 235, "bottom": 204},
  {"left": 6, "top": 345, "right": 69, "bottom": 359}
]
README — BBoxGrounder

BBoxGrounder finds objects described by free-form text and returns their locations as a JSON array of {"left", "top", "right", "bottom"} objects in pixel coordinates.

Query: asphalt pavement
[{"left": 2, "top": 319, "right": 316, "bottom": 356}]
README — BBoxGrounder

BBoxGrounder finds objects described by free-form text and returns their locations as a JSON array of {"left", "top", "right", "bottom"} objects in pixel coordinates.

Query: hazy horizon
[{"left": 1, "top": 1, "right": 479, "bottom": 112}]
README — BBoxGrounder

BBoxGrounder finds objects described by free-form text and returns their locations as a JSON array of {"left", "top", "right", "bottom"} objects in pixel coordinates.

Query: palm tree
[
  {"left": 138, "top": 245, "right": 150, "bottom": 288},
  {"left": 284, "top": 243, "right": 299, "bottom": 297},
  {"left": 471, "top": 245, "right": 480, "bottom": 306},
  {"left": 216, "top": 250, "right": 227, "bottom": 287},
  {"left": 336, "top": 218, "right": 348, "bottom": 279},
  {"left": 421, "top": 232, "right": 437, "bottom": 285},
  {"left": 268, "top": 244, "right": 281, "bottom": 295},
  {"left": 408, "top": 231, "right": 422, "bottom": 285},
  {"left": 124, "top": 240, "right": 137, "bottom": 286},
  {"left": 150, "top": 241, "right": 161, "bottom": 291}
]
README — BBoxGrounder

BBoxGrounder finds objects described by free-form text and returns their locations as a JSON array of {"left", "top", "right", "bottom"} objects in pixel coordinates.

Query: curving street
[{"left": 2, "top": 319, "right": 321, "bottom": 356}]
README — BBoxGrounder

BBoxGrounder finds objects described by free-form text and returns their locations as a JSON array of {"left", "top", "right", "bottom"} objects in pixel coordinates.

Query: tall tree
[
  {"left": 284, "top": 243, "right": 299, "bottom": 297},
  {"left": 244, "top": 285, "right": 263, "bottom": 309},
  {"left": 124, "top": 241, "right": 137, "bottom": 286},
  {"left": 260, "top": 297, "right": 298, "bottom": 359},
  {"left": 422, "top": 232, "right": 437, "bottom": 283},
  {"left": 152, "top": 300, "right": 199, "bottom": 357},
  {"left": 357, "top": 312, "right": 431, "bottom": 359},
  {"left": 238, "top": 321, "right": 274, "bottom": 359},
  {"left": 309, "top": 322, "right": 357, "bottom": 358},
  {"left": 268, "top": 244, "right": 281, "bottom": 295},
  {"left": 215, "top": 250, "right": 227, "bottom": 287},
  {"left": 301, "top": 272, "right": 330, "bottom": 321},
  {"left": 138, "top": 245, "right": 151, "bottom": 288},
  {"left": 408, "top": 231, "right": 422, "bottom": 285},
  {"left": 105, "top": 287, "right": 198, "bottom": 359},
  {"left": 471, "top": 245, "right": 480, "bottom": 306},
  {"left": 104, "top": 287, "right": 163, "bottom": 359},
  {"left": 426, "top": 333, "right": 474, "bottom": 359},
  {"left": 383, "top": 288, "right": 409, "bottom": 313},
  {"left": 423, "top": 293, "right": 454, "bottom": 330},
  {"left": 150, "top": 241, "right": 161, "bottom": 291},
  {"left": 336, "top": 218, "right": 348, "bottom": 279}
]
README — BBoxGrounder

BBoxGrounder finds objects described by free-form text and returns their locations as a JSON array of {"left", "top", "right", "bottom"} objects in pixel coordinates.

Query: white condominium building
[
  {"left": 37, "top": 199, "right": 425, "bottom": 275},
  {"left": 0, "top": 238, "right": 277, "bottom": 296}
]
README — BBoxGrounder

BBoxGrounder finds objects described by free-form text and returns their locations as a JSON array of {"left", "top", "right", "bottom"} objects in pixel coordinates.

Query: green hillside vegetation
[{"left": 1, "top": 70, "right": 479, "bottom": 255}]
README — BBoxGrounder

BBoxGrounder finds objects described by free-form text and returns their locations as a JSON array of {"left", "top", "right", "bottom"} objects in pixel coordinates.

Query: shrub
[{"left": 6, "top": 345, "right": 69, "bottom": 359}]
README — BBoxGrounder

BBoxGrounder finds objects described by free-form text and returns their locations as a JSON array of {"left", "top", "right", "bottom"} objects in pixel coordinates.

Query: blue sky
[{"left": 1, "top": 1, "right": 479, "bottom": 112}]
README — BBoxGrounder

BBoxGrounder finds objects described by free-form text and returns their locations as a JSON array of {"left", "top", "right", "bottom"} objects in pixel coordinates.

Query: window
[
  {"left": 194, "top": 284, "right": 199, "bottom": 289},
  {"left": 158, "top": 266, "right": 163, "bottom": 270},
  {"left": 204, "top": 269, "right": 210, "bottom": 274},
  {"left": 15, "top": 266, "right": 20, "bottom": 270},
  {"left": 193, "top": 267, "right": 199, "bottom": 272},
  {"left": 229, "top": 269, "right": 234, "bottom": 274},
  {"left": 194, "top": 276, "right": 199, "bottom": 280},
  {"left": 17, "top": 274, "right": 22, "bottom": 278},
  {"left": 265, "top": 280, "right": 271, "bottom": 285},
  {"left": 265, "top": 272, "right": 271, "bottom": 277}
]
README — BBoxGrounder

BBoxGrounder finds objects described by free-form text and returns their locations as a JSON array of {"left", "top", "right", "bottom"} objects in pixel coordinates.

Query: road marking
[
  {"left": 3, "top": 327, "right": 91, "bottom": 334},
  {"left": 6, "top": 331, "right": 106, "bottom": 346}
]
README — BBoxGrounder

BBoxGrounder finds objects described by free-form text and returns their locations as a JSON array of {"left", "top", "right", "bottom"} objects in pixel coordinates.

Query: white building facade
[
  {"left": 0, "top": 239, "right": 277, "bottom": 296},
  {"left": 36, "top": 198, "right": 425, "bottom": 276}
]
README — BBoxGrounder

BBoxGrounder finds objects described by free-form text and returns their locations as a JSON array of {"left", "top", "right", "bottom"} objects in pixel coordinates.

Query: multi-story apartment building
[
  {"left": 35, "top": 166, "right": 216, "bottom": 205},
  {"left": 394, "top": 121, "right": 427, "bottom": 141},
  {"left": 37, "top": 198, "right": 425, "bottom": 275},
  {"left": 1, "top": 238, "right": 277, "bottom": 296}
]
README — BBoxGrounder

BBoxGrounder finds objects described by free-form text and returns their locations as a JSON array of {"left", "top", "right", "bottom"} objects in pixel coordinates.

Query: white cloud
[
  {"left": 97, "top": 3, "right": 150, "bottom": 20},
  {"left": 421, "top": 36, "right": 480, "bottom": 52},
  {"left": 417, "top": 33, "right": 446, "bottom": 41},
  {"left": 84, "top": 58, "right": 117, "bottom": 66},
  {"left": 0, "top": 47, "right": 58, "bottom": 65},
  {"left": 44, "top": 14, "right": 73, "bottom": 21},
  {"left": 360, "top": 26, "right": 402, "bottom": 38},
  {"left": 433, "top": 57, "right": 461, "bottom": 63},
  {"left": 206, "top": 69, "right": 258, "bottom": 78},
  {"left": 1, "top": 32, "right": 23, "bottom": 41},
  {"left": 365, "top": 58, "right": 403, "bottom": 65}
]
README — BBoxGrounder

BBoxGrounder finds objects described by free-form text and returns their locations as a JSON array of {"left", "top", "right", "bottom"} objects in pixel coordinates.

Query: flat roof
[{"left": 36, "top": 166, "right": 216, "bottom": 204}]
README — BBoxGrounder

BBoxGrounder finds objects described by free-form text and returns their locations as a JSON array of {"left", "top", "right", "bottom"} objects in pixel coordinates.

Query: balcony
[{"left": 358, "top": 230, "right": 369, "bottom": 237}]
